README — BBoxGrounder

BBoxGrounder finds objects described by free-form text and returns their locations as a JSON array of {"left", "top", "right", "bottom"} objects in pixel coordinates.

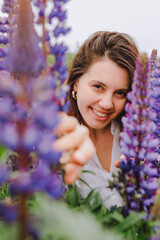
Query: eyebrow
[
  {"left": 116, "top": 89, "right": 130, "bottom": 92},
  {"left": 91, "top": 80, "right": 107, "bottom": 88},
  {"left": 91, "top": 80, "right": 130, "bottom": 91}
]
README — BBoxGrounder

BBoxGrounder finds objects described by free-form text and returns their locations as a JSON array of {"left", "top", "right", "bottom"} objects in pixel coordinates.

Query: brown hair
[{"left": 67, "top": 31, "right": 138, "bottom": 126}]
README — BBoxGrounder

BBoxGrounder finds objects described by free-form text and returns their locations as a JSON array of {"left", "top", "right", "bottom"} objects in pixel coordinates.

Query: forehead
[{"left": 85, "top": 58, "right": 130, "bottom": 88}]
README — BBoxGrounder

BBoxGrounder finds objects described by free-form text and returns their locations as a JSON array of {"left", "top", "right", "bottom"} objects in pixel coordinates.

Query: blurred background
[
  {"left": 65, "top": 0, "right": 160, "bottom": 55},
  {"left": 0, "top": 0, "right": 160, "bottom": 55}
]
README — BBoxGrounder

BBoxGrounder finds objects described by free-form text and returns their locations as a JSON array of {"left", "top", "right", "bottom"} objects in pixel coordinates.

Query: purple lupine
[
  {"left": 0, "top": 1, "right": 14, "bottom": 72},
  {"left": 149, "top": 49, "right": 157, "bottom": 73},
  {"left": 0, "top": 0, "right": 70, "bottom": 239},
  {"left": 149, "top": 55, "right": 160, "bottom": 164},
  {"left": 0, "top": 202, "right": 17, "bottom": 222},
  {"left": 0, "top": 18, "right": 9, "bottom": 71},
  {"left": 115, "top": 53, "right": 159, "bottom": 215},
  {"left": 6, "top": 0, "right": 46, "bottom": 77},
  {"left": 33, "top": 0, "right": 70, "bottom": 85}
]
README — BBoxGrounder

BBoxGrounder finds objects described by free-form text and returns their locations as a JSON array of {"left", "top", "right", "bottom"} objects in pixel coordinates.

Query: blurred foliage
[
  {"left": 29, "top": 193, "right": 121, "bottom": 240},
  {"left": 0, "top": 222, "right": 18, "bottom": 240},
  {"left": 0, "top": 144, "right": 8, "bottom": 160},
  {"left": 0, "top": 161, "right": 160, "bottom": 240},
  {"left": 47, "top": 52, "right": 74, "bottom": 71},
  {"left": 66, "top": 52, "right": 75, "bottom": 71},
  {"left": 65, "top": 184, "right": 160, "bottom": 240},
  {"left": 0, "top": 182, "right": 10, "bottom": 200},
  {"left": 0, "top": 155, "right": 160, "bottom": 240}
]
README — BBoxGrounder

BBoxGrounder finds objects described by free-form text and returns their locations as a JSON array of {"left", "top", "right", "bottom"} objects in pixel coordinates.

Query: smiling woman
[{"left": 67, "top": 31, "right": 138, "bottom": 209}]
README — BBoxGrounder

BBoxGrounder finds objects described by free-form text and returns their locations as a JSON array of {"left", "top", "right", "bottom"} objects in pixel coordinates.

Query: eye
[
  {"left": 115, "top": 90, "right": 128, "bottom": 98},
  {"left": 93, "top": 84, "right": 103, "bottom": 90}
]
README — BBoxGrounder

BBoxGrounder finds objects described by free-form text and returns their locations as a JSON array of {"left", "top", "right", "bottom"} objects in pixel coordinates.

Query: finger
[
  {"left": 72, "top": 135, "right": 96, "bottom": 165},
  {"left": 54, "top": 114, "right": 78, "bottom": 135},
  {"left": 59, "top": 151, "right": 73, "bottom": 164},
  {"left": 63, "top": 163, "right": 82, "bottom": 185},
  {"left": 114, "top": 160, "right": 120, "bottom": 168},
  {"left": 53, "top": 125, "right": 89, "bottom": 152}
]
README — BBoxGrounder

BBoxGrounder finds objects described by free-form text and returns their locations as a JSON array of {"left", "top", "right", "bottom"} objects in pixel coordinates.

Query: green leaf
[
  {"left": 127, "top": 226, "right": 138, "bottom": 240},
  {"left": 149, "top": 219, "right": 160, "bottom": 227},
  {"left": 82, "top": 170, "right": 96, "bottom": 175},
  {"left": 90, "top": 192, "right": 103, "bottom": 211},
  {"left": 65, "top": 185, "right": 81, "bottom": 207},
  {"left": 115, "top": 211, "right": 147, "bottom": 232},
  {"left": 109, "top": 211, "right": 124, "bottom": 223},
  {"left": 0, "top": 145, "right": 9, "bottom": 163},
  {"left": 98, "top": 205, "right": 110, "bottom": 217},
  {"left": 0, "top": 182, "right": 10, "bottom": 200},
  {"left": 82, "top": 189, "right": 98, "bottom": 205},
  {"left": 47, "top": 54, "right": 55, "bottom": 65},
  {"left": 79, "top": 178, "right": 92, "bottom": 190},
  {"left": 99, "top": 211, "right": 124, "bottom": 225}
]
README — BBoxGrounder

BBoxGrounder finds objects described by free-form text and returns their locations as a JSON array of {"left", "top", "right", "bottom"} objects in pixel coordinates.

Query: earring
[{"left": 72, "top": 90, "right": 77, "bottom": 99}]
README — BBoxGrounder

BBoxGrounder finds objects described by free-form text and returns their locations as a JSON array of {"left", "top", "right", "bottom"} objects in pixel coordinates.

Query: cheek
[
  {"left": 116, "top": 100, "right": 126, "bottom": 112},
  {"left": 77, "top": 95, "right": 90, "bottom": 110},
  {"left": 77, "top": 88, "right": 93, "bottom": 106}
]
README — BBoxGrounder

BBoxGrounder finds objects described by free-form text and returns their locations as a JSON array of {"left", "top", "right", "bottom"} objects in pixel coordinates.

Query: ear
[{"left": 73, "top": 80, "right": 79, "bottom": 92}]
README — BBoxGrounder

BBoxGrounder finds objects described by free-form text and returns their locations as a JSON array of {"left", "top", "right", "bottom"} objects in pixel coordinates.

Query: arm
[{"left": 53, "top": 113, "right": 95, "bottom": 184}]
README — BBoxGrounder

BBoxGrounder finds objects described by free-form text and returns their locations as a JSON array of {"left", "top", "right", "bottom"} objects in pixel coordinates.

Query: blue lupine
[
  {"left": 49, "top": 9, "right": 67, "bottom": 23},
  {"left": 0, "top": 165, "right": 8, "bottom": 184},
  {"left": 54, "top": 25, "right": 71, "bottom": 38},
  {"left": 114, "top": 53, "right": 160, "bottom": 215},
  {"left": 0, "top": 35, "right": 9, "bottom": 45},
  {"left": 0, "top": 48, "right": 7, "bottom": 58},
  {"left": 0, "top": 202, "right": 17, "bottom": 222}
]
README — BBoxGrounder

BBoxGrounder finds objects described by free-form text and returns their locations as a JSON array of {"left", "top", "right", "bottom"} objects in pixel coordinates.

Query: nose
[{"left": 99, "top": 93, "right": 113, "bottom": 110}]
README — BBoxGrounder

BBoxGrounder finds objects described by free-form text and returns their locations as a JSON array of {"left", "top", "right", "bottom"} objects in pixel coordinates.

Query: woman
[{"left": 67, "top": 31, "right": 138, "bottom": 208}]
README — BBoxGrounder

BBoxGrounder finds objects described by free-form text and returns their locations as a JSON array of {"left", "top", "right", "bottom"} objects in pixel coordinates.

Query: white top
[{"left": 75, "top": 121, "right": 123, "bottom": 209}]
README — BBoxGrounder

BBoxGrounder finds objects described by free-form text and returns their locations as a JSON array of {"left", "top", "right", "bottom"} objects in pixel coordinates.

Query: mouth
[{"left": 91, "top": 108, "right": 110, "bottom": 119}]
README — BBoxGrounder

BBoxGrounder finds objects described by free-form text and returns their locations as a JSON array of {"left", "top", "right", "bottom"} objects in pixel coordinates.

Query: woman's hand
[{"left": 53, "top": 113, "right": 95, "bottom": 184}]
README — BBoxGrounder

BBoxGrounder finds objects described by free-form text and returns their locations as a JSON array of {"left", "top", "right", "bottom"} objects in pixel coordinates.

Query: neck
[
  {"left": 89, "top": 123, "right": 114, "bottom": 173},
  {"left": 89, "top": 123, "right": 111, "bottom": 143}
]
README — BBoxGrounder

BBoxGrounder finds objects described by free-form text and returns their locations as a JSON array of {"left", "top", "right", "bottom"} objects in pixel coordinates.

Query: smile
[{"left": 92, "top": 108, "right": 109, "bottom": 118}]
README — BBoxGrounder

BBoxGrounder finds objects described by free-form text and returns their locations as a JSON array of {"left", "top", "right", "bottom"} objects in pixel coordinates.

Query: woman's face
[{"left": 73, "top": 58, "right": 130, "bottom": 131}]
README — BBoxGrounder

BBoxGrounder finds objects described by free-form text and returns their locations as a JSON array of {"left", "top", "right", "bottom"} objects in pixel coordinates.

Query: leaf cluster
[{"left": 65, "top": 184, "right": 159, "bottom": 240}]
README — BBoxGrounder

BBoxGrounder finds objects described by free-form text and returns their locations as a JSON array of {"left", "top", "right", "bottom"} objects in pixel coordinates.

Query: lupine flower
[
  {"left": 113, "top": 53, "right": 159, "bottom": 215},
  {"left": 0, "top": 3, "right": 11, "bottom": 72},
  {"left": 0, "top": 165, "right": 8, "bottom": 184},
  {"left": 0, "top": 201, "right": 17, "bottom": 222},
  {"left": 49, "top": 8, "right": 67, "bottom": 23},
  {"left": 149, "top": 49, "right": 157, "bottom": 73},
  {"left": 33, "top": 0, "right": 70, "bottom": 85},
  {"left": 0, "top": 0, "right": 70, "bottom": 239},
  {"left": 149, "top": 55, "right": 160, "bottom": 159},
  {"left": 6, "top": 0, "right": 45, "bottom": 77}
]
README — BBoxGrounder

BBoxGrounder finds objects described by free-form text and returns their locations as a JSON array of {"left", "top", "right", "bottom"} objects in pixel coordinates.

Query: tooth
[{"left": 93, "top": 109, "right": 107, "bottom": 117}]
